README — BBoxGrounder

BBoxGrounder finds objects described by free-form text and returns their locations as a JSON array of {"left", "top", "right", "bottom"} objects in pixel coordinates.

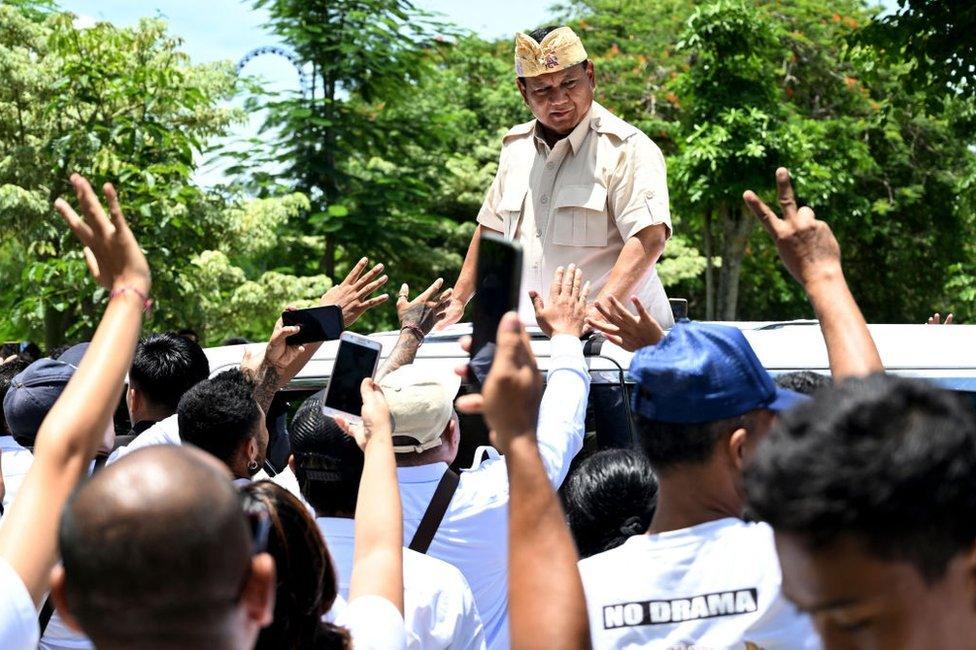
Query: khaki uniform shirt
[{"left": 477, "top": 101, "right": 675, "bottom": 327}]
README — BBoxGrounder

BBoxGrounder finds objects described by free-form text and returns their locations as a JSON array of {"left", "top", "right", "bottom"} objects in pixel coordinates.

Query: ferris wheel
[{"left": 235, "top": 46, "right": 310, "bottom": 97}]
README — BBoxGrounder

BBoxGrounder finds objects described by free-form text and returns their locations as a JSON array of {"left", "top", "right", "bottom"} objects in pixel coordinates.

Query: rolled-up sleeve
[
  {"left": 609, "top": 134, "right": 672, "bottom": 242},
  {"left": 536, "top": 335, "right": 590, "bottom": 488}
]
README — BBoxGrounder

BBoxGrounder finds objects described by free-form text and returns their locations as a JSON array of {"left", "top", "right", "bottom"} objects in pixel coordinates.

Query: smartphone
[
  {"left": 468, "top": 233, "right": 523, "bottom": 388},
  {"left": 669, "top": 298, "right": 689, "bottom": 321},
  {"left": 321, "top": 332, "right": 383, "bottom": 423},
  {"left": 282, "top": 305, "right": 344, "bottom": 345}
]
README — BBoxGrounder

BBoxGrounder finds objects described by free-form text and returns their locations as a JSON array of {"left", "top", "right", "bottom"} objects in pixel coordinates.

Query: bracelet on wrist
[
  {"left": 401, "top": 324, "right": 425, "bottom": 344},
  {"left": 110, "top": 285, "right": 153, "bottom": 313}
]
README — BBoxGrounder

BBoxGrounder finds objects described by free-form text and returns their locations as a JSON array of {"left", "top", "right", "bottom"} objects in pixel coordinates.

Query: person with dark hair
[
  {"left": 128, "top": 332, "right": 210, "bottom": 426},
  {"left": 439, "top": 24, "right": 674, "bottom": 333},
  {"left": 457, "top": 312, "right": 591, "bottom": 649},
  {"left": 359, "top": 267, "right": 590, "bottom": 649},
  {"left": 560, "top": 449, "right": 658, "bottom": 559},
  {"left": 49, "top": 446, "right": 275, "bottom": 649},
  {"left": 774, "top": 370, "right": 831, "bottom": 396},
  {"left": 577, "top": 319, "right": 817, "bottom": 648},
  {"left": 176, "top": 328, "right": 200, "bottom": 344},
  {"left": 288, "top": 391, "right": 486, "bottom": 649},
  {"left": 179, "top": 368, "right": 270, "bottom": 481},
  {"left": 239, "top": 481, "right": 350, "bottom": 650},
  {"left": 745, "top": 375, "right": 976, "bottom": 649},
  {"left": 0, "top": 172, "right": 150, "bottom": 648}
]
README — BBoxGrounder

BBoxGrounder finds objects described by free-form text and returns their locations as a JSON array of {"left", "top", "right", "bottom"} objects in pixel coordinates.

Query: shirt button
[
  {"left": 546, "top": 162, "right": 555, "bottom": 170},
  {"left": 540, "top": 195, "right": 549, "bottom": 205},
  {"left": 535, "top": 229, "right": 542, "bottom": 238},
  {"left": 644, "top": 191, "right": 654, "bottom": 199}
]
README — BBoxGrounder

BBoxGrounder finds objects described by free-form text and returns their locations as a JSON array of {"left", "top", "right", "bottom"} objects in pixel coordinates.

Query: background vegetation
[{"left": 1, "top": 0, "right": 973, "bottom": 348}]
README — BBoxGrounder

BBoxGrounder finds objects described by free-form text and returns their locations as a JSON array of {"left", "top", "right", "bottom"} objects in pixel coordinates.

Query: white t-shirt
[
  {"left": 106, "top": 414, "right": 180, "bottom": 464},
  {"left": 578, "top": 518, "right": 821, "bottom": 650},
  {"left": 335, "top": 594, "right": 408, "bottom": 650},
  {"left": 317, "top": 517, "right": 486, "bottom": 650},
  {"left": 0, "top": 436, "right": 33, "bottom": 519},
  {"left": 0, "top": 557, "right": 40, "bottom": 650}
]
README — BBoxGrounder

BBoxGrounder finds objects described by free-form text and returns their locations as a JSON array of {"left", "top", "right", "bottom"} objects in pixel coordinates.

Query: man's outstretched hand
[
  {"left": 321, "top": 257, "right": 390, "bottom": 327},
  {"left": 397, "top": 278, "right": 453, "bottom": 337},
  {"left": 743, "top": 168, "right": 842, "bottom": 291},
  {"left": 530, "top": 264, "right": 590, "bottom": 339},
  {"left": 54, "top": 174, "right": 151, "bottom": 295},
  {"left": 587, "top": 296, "right": 664, "bottom": 352}
]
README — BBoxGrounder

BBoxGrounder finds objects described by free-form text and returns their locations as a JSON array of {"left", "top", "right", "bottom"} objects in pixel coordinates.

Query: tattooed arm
[{"left": 375, "top": 279, "right": 453, "bottom": 380}]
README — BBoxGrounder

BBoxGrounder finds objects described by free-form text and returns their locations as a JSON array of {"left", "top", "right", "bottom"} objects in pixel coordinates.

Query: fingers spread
[
  {"left": 355, "top": 263, "right": 385, "bottom": 291},
  {"left": 344, "top": 257, "right": 369, "bottom": 284},
  {"left": 550, "top": 266, "right": 565, "bottom": 301},
  {"left": 418, "top": 278, "right": 444, "bottom": 302},
  {"left": 71, "top": 174, "right": 108, "bottom": 236},
  {"left": 103, "top": 182, "right": 126, "bottom": 231},
  {"left": 743, "top": 190, "right": 785, "bottom": 237},
  {"left": 54, "top": 198, "right": 94, "bottom": 243}
]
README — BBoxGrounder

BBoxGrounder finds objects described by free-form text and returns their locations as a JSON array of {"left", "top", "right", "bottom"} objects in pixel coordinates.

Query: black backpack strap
[
  {"left": 38, "top": 596, "right": 55, "bottom": 635},
  {"left": 408, "top": 469, "right": 460, "bottom": 554}
]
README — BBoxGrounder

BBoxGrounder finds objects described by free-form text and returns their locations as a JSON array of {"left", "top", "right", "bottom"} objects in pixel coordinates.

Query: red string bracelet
[{"left": 110, "top": 285, "right": 153, "bottom": 313}]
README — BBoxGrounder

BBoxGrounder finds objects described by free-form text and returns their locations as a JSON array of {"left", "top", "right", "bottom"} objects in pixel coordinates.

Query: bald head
[{"left": 56, "top": 446, "right": 266, "bottom": 649}]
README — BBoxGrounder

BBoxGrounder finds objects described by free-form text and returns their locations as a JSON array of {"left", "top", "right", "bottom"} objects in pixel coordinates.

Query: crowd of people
[{"left": 2, "top": 22, "right": 975, "bottom": 650}]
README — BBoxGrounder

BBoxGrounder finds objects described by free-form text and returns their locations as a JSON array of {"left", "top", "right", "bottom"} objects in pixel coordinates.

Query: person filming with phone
[{"left": 439, "top": 25, "right": 674, "bottom": 330}]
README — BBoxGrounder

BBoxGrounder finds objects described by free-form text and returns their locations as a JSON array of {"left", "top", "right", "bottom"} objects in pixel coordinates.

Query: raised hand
[
  {"left": 456, "top": 313, "right": 543, "bottom": 453},
  {"left": 335, "top": 378, "right": 393, "bottom": 451},
  {"left": 587, "top": 296, "right": 665, "bottom": 352},
  {"left": 435, "top": 296, "right": 467, "bottom": 332},
  {"left": 320, "top": 257, "right": 390, "bottom": 327},
  {"left": 743, "top": 167, "right": 842, "bottom": 290},
  {"left": 54, "top": 174, "right": 151, "bottom": 295},
  {"left": 927, "top": 312, "right": 954, "bottom": 325},
  {"left": 529, "top": 264, "right": 590, "bottom": 339},
  {"left": 397, "top": 278, "right": 454, "bottom": 337}
]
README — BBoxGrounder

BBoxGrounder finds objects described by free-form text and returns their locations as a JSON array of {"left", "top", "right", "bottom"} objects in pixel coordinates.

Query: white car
[{"left": 204, "top": 321, "right": 976, "bottom": 467}]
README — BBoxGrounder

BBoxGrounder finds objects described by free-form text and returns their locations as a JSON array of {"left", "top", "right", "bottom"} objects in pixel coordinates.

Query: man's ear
[
  {"left": 516, "top": 77, "right": 529, "bottom": 104},
  {"left": 247, "top": 437, "right": 259, "bottom": 464},
  {"left": 241, "top": 552, "right": 276, "bottom": 628},
  {"left": 585, "top": 60, "right": 596, "bottom": 87},
  {"left": 728, "top": 427, "right": 749, "bottom": 471},
  {"left": 126, "top": 386, "right": 139, "bottom": 417},
  {"left": 49, "top": 565, "right": 85, "bottom": 634},
  {"left": 287, "top": 454, "right": 296, "bottom": 473}
]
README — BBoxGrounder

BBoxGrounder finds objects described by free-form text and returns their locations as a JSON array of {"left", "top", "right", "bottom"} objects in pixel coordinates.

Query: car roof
[{"left": 203, "top": 321, "right": 976, "bottom": 391}]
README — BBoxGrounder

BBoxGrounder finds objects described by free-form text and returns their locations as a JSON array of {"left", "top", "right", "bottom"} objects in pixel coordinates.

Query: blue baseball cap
[
  {"left": 629, "top": 321, "right": 809, "bottom": 423},
  {"left": 3, "top": 343, "right": 89, "bottom": 447}
]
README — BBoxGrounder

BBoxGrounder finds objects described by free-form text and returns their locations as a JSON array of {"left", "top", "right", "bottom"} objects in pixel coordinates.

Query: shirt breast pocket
[{"left": 552, "top": 184, "right": 609, "bottom": 247}]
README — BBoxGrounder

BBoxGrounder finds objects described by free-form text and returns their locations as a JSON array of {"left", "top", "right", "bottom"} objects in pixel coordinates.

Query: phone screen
[
  {"left": 669, "top": 298, "right": 688, "bottom": 321},
  {"left": 469, "top": 233, "right": 522, "bottom": 387},
  {"left": 323, "top": 339, "right": 381, "bottom": 417},
  {"left": 282, "top": 306, "right": 344, "bottom": 345}
]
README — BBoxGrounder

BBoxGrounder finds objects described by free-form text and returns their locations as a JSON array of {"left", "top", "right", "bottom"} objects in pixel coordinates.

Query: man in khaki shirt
[{"left": 440, "top": 25, "right": 674, "bottom": 329}]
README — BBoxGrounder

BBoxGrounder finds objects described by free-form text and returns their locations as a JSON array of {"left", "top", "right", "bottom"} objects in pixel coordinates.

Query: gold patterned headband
[{"left": 514, "top": 26, "right": 588, "bottom": 78}]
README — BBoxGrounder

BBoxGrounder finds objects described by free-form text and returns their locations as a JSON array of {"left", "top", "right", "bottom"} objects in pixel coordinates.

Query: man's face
[
  {"left": 775, "top": 532, "right": 976, "bottom": 650},
  {"left": 517, "top": 61, "right": 595, "bottom": 135}
]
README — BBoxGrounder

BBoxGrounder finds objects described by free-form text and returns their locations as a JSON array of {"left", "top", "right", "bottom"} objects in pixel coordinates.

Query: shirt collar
[
  {"left": 396, "top": 461, "right": 449, "bottom": 484},
  {"left": 531, "top": 102, "right": 596, "bottom": 155},
  {"left": 316, "top": 516, "right": 356, "bottom": 540}
]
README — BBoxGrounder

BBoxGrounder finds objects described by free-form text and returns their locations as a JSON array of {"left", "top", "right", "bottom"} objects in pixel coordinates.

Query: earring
[{"left": 247, "top": 459, "right": 259, "bottom": 471}]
